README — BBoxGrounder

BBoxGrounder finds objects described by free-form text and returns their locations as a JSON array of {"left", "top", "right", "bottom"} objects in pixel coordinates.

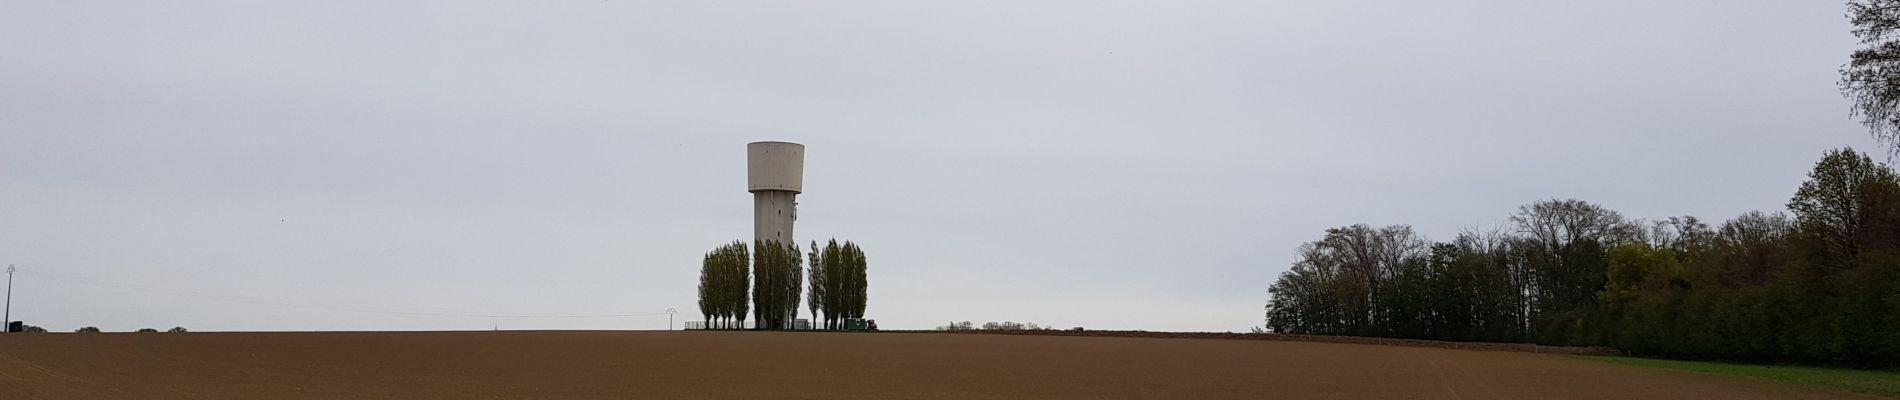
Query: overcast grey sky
[{"left": 0, "top": 1, "right": 1883, "bottom": 332}]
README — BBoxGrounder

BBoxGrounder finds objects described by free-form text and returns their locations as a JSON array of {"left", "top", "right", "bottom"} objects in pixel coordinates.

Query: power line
[{"left": 14, "top": 267, "right": 670, "bottom": 319}]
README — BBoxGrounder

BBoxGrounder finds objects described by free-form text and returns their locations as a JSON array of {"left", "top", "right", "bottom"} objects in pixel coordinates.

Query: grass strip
[{"left": 1581, "top": 356, "right": 1900, "bottom": 397}]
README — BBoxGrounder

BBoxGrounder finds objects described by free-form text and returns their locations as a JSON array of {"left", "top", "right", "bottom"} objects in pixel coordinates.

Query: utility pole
[
  {"left": 665, "top": 308, "right": 676, "bottom": 330},
  {"left": 4, "top": 265, "right": 14, "bottom": 334}
]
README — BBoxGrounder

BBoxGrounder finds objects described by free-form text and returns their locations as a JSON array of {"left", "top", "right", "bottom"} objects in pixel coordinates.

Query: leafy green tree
[
  {"left": 788, "top": 243, "right": 804, "bottom": 329},
  {"left": 1596, "top": 243, "right": 1684, "bottom": 353},
  {"left": 1788, "top": 148, "right": 1899, "bottom": 268},
  {"left": 821, "top": 240, "right": 845, "bottom": 329}
]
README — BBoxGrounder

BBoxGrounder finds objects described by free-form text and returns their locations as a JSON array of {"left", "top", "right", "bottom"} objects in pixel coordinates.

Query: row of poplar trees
[
  {"left": 697, "top": 239, "right": 869, "bottom": 330},
  {"left": 1264, "top": 148, "right": 1900, "bottom": 367},
  {"left": 697, "top": 241, "right": 749, "bottom": 329},
  {"left": 808, "top": 240, "right": 869, "bottom": 330}
]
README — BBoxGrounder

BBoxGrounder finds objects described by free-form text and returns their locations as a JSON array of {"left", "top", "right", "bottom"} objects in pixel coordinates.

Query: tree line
[
  {"left": 4, "top": 326, "right": 187, "bottom": 333},
  {"left": 696, "top": 239, "right": 868, "bottom": 330},
  {"left": 1265, "top": 148, "right": 1900, "bottom": 367}
]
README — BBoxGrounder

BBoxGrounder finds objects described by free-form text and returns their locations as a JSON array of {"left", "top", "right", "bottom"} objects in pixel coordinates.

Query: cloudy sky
[{"left": 0, "top": 1, "right": 1884, "bottom": 332}]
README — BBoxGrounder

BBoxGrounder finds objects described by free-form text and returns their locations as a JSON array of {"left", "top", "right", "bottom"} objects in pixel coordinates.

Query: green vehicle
[{"left": 844, "top": 318, "right": 878, "bottom": 331}]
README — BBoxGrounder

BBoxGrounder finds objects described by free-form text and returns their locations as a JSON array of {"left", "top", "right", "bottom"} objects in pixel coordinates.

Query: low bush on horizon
[{"left": 937, "top": 321, "right": 1055, "bottom": 331}]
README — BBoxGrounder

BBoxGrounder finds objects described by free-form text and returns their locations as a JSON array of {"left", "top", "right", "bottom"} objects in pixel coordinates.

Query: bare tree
[{"left": 1842, "top": 0, "right": 1900, "bottom": 152}]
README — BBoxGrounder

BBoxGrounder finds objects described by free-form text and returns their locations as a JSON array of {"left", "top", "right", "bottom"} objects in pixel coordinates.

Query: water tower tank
[{"left": 748, "top": 142, "right": 804, "bottom": 244}]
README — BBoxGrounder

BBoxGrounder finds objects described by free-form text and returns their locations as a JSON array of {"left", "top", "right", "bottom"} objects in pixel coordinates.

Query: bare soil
[
  {"left": 924, "top": 329, "right": 1622, "bottom": 355},
  {"left": 0, "top": 331, "right": 1880, "bottom": 399}
]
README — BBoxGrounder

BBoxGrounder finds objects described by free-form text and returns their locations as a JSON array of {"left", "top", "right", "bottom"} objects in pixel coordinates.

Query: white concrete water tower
[{"left": 747, "top": 142, "right": 803, "bottom": 244}]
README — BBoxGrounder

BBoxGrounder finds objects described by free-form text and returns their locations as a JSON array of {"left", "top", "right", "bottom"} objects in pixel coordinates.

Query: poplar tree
[
  {"left": 702, "top": 241, "right": 748, "bottom": 329},
  {"left": 843, "top": 241, "right": 868, "bottom": 322},
  {"left": 698, "top": 250, "right": 715, "bottom": 329},
  {"left": 808, "top": 240, "right": 825, "bottom": 329},
  {"left": 820, "top": 239, "right": 847, "bottom": 329}
]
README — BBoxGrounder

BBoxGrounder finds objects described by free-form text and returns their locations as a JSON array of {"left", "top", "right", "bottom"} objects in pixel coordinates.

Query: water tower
[{"left": 747, "top": 142, "right": 803, "bottom": 244}]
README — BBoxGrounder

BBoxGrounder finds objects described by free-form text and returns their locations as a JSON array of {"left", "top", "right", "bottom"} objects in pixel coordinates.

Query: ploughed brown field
[{"left": 0, "top": 331, "right": 1878, "bottom": 399}]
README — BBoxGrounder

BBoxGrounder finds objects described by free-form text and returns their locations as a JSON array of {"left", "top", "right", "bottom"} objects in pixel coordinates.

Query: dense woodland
[
  {"left": 696, "top": 239, "right": 868, "bottom": 330},
  {"left": 1265, "top": 148, "right": 1900, "bottom": 367}
]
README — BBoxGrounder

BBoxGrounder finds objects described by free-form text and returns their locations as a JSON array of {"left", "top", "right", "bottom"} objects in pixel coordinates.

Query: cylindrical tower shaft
[
  {"left": 747, "top": 142, "right": 804, "bottom": 245},
  {"left": 754, "top": 190, "right": 796, "bottom": 243}
]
